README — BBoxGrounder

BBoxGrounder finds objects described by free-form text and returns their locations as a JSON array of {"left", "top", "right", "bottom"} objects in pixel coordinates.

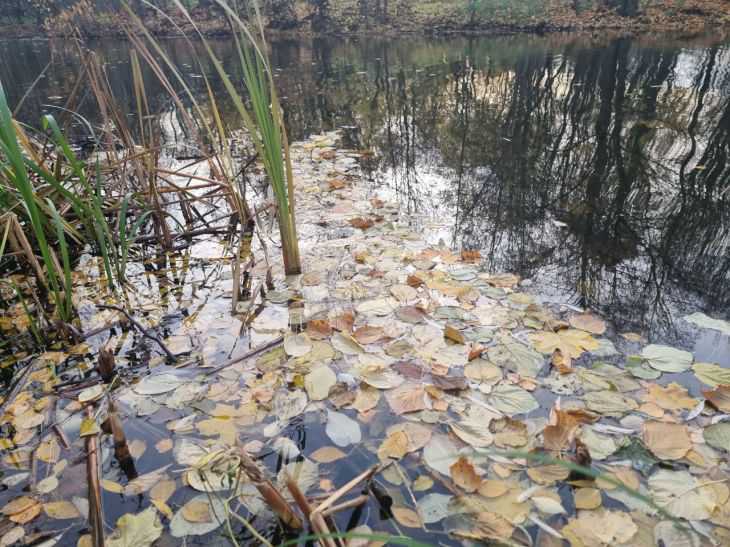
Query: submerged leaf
[
  {"left": 325, "top": 410, "right": 361, "bottom": 447},
  {"left": 107, "top": 506, "right": 162, "bottom": 547}
]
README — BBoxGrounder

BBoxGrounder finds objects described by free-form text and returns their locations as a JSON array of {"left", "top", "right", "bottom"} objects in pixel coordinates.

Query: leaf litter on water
[{"left": 1, "top": 131, "right": 729, "bottom": 546}]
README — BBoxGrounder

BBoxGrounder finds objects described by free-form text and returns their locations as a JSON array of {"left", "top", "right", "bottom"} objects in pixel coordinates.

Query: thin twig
[
  {"left": 204, "top": 335, "right": 284, "bottom": 376},
  {"left": 320, "top": 495, "right": 369, "bottom": 518},
  {"left": 85, "top": 406, "right": 105, "bottom": 547}
]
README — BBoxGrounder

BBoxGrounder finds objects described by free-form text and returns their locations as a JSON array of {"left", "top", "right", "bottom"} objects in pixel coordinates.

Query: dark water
[{"left": 2, "top": 32, "right": 729, "bottom": 342}]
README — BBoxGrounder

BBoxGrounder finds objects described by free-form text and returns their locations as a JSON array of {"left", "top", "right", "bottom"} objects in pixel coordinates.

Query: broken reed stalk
[
  {"left": 320, "top": 495, "right": 369, "bottom": 518},
  {"left": 285, "top": 477, "right": 339, "bottom": 547},
  {"left": 85, "top": 405, "right": 105, "bottom": 547},
  {"left": 237, "top": 448, "right": 302, "bottom": 529}
]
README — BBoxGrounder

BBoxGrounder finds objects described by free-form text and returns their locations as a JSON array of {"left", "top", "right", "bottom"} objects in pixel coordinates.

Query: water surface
[{"left": 2, "top": 32, "right": 729, "bottom": 343}]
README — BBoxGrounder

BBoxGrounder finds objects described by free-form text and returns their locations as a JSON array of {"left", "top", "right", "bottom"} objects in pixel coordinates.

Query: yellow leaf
[
  {"left": 151, "top": 499, "right": 173, "bottom": 519},
  {"left": 377, "top": 431, "right": 409, "bottom": 462},
  {"left": 79, "top": 418, "right": 100, "bottom": 437},
  {"left": 450, "top": 456, "right": 481, "bottom": 493},
  {"left": 529, "top": 329, "right": 599, "bottom": 359},
  {"left": 102, "top": 479, "right": 125, "bottom": 494},
  {"left": 44, "top": 501, "right": 81, "bottom": 520}
]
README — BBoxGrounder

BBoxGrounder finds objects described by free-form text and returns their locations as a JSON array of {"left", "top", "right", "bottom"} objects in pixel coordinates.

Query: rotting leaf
[{"left": 642, "top": 421, "right": 691, "bottom": 460}]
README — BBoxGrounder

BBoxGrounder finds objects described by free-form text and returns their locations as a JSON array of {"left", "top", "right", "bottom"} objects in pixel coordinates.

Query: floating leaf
[
  {"left": 569, "top": 312, "right": 607, "bottom": 334},
  {"left": 583, "top": 390, "right": 638, "bottom": 416},
  {"left": 392, "top": 506, "right": 422, "bottom": 528},
  {"left": 488, "top": 384, "right": 538, "bottom": 416},
  {"left": 648, "top": 470, "right": 720, "bottom": 520},
  {"left": 377, "top": 431, "right": 409, "bottom": 461},
  {"left": 2, "top": 496, "right": 37, "bottom": 516},
  {"left": 170, "top": 494, "right": 225, "bottom": 537},
  {"left": 487, "top": 335, "right": 544, "bottom": 378},
  {"left": 150, "top": 480, "right": 176, "bottom": 503},
  {"left": 35, "top": 475, "right": 58, "bottom": 494},
  {"left": 325, "top": 410, "right": 361, "bottom": 447},
  {"left": 284, "top": 333, "right": 312, "bottom": 357},
  {"left": 417, "top": 493, "right": 452, "bottom": 523},
  {"left": 43, "top": 501, "right": 80, "bottom": 520},
  {"left": 532, "top": 496, "right": 566, "bottom": 515},
  {"left": 350, "top": 386, "right": 381, "bottom": 413},
  {"left": 693, "top": 362, "right": 730, "bottom": 387},
  {"left": 642, "top": 421, "right": 691, "bottom": 460},
  {"left": 304, "top": 366, "right": 336, "bottom": 401},
  {"left": 385, "top": 384, "right": 427, "bottom": 415},
  {"left": 155, "top": 439, "right": 173, "bottom": 453},
  {"left": 450, "top": 457, "right": 481, "bottom": 493},
  {"left": 561, "top": 508, "right": 637, "bottom": 545},
  {"left": 703, "top": 422, "right": 730, "bottom": 452},
  {"left": 450, "top": 420, "right": 494, "bottom": 448},
  {"left": 310, "top": 446, "right": 346, "bottom": 464},
  {"left": 181, "top": 500, "right": 212, "bottom": 523},
  {"left": 133, "top": 373, "right": 187, "bottom": 395},
  {"left": 79, "top": 418, "right": 100, "bottom": 437},
  {"left": 683, "top": 312, "right": 730, "bottom": 336},
  {"left": 78, "top": 384, "right": 104, "bottom": 403},
  {"left": 645, "top": 383, "right": 697, "bottom": 411},
  {"left": 532, "top": 328, "right": 599, "bottom": 359},
  {"left": 641, "top": 344, "right": 693, "bottom": 373},
  {"left": 574, "top": 488, "right": 602, "bottom": 509},
  {"left": 423, "top": 434, "right": 460, "bottom": 475}
]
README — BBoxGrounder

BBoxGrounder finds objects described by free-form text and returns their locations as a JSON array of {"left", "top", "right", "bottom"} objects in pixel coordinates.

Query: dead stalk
[
  {"left": 85, "top": 405, "right": 105, "bottom": 547},
  {"left": 237, "top": 449, "right": 302, "bottom": 529}
]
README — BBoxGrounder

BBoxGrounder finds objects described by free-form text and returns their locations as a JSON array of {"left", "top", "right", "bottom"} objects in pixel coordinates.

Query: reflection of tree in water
[
  {"left": 4, "top": 33, "right": 729, "bottom": 336},
  {"left": 337, "top": 36, "right": 730, "bottom": 336}
]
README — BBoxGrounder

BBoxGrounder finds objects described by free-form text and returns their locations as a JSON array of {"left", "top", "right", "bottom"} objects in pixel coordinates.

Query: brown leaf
[
  {"left": 330, "top": 311, "right": 354, "bottom": 332},
  {"left": 349, "top": 217, "right": 374, "bottom": 230},
  {"left": 406, "top": 274, "right": 425, "bottom": 288},
  {"left": 385, "top": 384, "right": 427, "bottom": 415},
  {"left": 306, "top": 319, "right": 332, "bottom": 340},
  {"left": 350, "top": 386, "right": 380, "bottom": 413},
  {"left": 444, "top": 324, "right": 465, "bottom": 344},
  {"left": 551, "top": 348, "right": 572, "bottom": 374},
  {"left": 543, "top": 408, "right": 598, "bottom": 451},
  {"left": 9, "top": 502, "right": 41, "bottom": 524},
  {"left": 370, "top": 197, "right": 385, "bottom": 209},
  {"left": 392, "top": 506, "right": 422, "bottom": 528},
  {"left": 353, "top": 325, "right": 386, "bottom": 345},
  {"left": 431, "top": 375, "right": 468, "bottom": 391},
  {"left": 450, "top": 456, "right": 481, "bottom": 493},
  {"left": 377, "top": 431, "right": 409, "bottom": 461},
  {"left": 327, "top": 178, "right": 346, "bottom": 190},
  {"left": 460, "top": 249, "right": 481, "bottom": 263},
  {"left": 703, "top": 385, "right": 730, "bottom": 413},
  {"left": 392, "top": 361, "right": 425, "bottom": 380}
]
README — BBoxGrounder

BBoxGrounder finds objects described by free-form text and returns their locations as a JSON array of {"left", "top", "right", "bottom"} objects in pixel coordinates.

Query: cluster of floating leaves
[{"left": 1, "top": 131, "right": 730, "bottom": 546}]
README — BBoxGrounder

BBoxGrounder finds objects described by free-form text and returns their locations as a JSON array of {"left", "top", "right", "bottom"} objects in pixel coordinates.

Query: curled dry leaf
[
  {"left": 703, "top": 384, "right": 730, "bottom": 413},
  {"left": 450, "top": 456, "right": 481, "bottom": 493},
  {"left": 543, "top": 408, "right": 598, "bottom": 451}
]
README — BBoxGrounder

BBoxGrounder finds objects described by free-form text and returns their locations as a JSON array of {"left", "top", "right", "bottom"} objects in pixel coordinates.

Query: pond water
[
  {"left": 2, "top": 32, "right": 729, "bottom": 344},
  {"left": 2, "top": 32, "right": 730, "bottom": 547}
]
